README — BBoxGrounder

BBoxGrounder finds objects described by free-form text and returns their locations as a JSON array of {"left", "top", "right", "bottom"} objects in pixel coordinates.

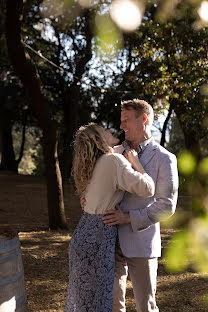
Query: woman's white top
[{"left": 84, "top": 153, "right": 154, "bottom": 214}]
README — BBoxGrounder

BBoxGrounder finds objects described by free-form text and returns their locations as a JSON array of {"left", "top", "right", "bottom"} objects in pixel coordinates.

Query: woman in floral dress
[{"left": 64, "top": 123, "right": 155, "bottom": 312}]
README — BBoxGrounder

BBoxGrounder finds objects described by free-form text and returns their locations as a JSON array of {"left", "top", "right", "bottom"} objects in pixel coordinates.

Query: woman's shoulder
[{"left": 101, "top": 153, "right": 129, "bottom": 167}]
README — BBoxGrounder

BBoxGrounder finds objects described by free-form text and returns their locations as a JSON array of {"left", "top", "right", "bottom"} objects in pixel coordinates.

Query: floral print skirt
[{"left": 64, "top": 211, "right": 117, "bottom": 312}]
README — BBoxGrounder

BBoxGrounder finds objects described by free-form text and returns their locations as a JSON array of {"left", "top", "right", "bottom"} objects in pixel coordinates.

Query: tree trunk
[
  {"left": 5, "top": 0, "right": 68, "bottom": 229},
  {"left": 60, "top": 11, "right": 93, "bottom": 183},
  {"left": 0, "top": 122, "right": 18, "bottom": 172},
  {"left": 160, "top": 103, "right": 173, "bottom": 147},
  {"left": 16, "top": 109, "right": 27, "bottom": 166},
  {"left": 0, "top": 89, "right": 18, "bottom": 172},
  {"left": 172, "top": 99, "right": 202, "bottom": 160},
  {"left": 180, "top": 127, "right": 201, "bottom": 159},
  {"left": 61, "top": 84, "right": 79, "bottom": 184},
  {"left": 0, "top": 106, "right": 28, "bottom": 172}
]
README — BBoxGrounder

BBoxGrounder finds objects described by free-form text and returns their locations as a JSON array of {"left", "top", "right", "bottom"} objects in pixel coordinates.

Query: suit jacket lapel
[{"left": 140, "top": 139, "right": 158, "bottom": 168}]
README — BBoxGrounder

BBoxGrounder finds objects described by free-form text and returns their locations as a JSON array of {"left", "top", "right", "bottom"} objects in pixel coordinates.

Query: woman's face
[{"left": 104, "top": 129, "right": 120, "bottom": 147}]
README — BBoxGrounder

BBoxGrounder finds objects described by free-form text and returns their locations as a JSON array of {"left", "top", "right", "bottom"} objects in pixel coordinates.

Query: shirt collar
[
  {"left": 138, "top": 137, "right": 153, "bottom": 152},
  {"left": 122, "top": 137, "right": 153, "bottom": 153}
]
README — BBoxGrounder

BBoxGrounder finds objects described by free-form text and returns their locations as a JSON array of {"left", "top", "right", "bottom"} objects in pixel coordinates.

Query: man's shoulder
[{"left": 153, "top": 141, "right": 177, "bottom": 161}]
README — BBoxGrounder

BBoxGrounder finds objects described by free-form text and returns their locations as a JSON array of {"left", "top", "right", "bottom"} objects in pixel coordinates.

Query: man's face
[{"left": 120, "top": 108, "right": 143, "bottom": 143}]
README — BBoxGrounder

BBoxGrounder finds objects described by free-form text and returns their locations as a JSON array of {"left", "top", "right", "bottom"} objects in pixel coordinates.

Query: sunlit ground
[
  {"left": 1, "top": 173, "right": 208, "bottom": 311},
  {"left": 19, "top": 230, "right": 208, "bottom": 312}
]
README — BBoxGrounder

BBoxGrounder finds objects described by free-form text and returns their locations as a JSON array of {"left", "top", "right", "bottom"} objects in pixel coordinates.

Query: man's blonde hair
[
  {"left": 121, "top": 99, "right": 154, "bottom": 125},
  {"left": 71, "top": 123, "right": 112, "bottom": 196}
]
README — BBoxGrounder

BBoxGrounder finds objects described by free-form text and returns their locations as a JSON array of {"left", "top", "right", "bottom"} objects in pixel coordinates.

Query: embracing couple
[{"left": 64, "top": 99, "right": 179, "bottom": 312}]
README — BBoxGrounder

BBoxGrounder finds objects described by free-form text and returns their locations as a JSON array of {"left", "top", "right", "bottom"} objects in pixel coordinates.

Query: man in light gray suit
[{"left": 103, "top": 99, "right": 178, "bottom": 312}]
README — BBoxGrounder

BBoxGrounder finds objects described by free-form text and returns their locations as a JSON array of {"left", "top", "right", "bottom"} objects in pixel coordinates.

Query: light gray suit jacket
[{"left": 114, "top": 138, "right": 178, "bottom": 258}]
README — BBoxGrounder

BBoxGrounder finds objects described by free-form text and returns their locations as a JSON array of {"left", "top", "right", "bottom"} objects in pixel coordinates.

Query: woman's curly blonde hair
[{"left": 71, "top": 123, "right": 112, "bottom": 196}]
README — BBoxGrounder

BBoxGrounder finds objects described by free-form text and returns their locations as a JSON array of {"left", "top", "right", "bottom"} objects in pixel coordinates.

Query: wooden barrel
[{"left": 0, "top": 232, "right": 27, "bottom": 312}]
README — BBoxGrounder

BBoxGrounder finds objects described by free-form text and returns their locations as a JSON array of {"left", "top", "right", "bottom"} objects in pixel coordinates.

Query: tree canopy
[{"left": 1, "top": 0, "right": 208, "bottom": 238}]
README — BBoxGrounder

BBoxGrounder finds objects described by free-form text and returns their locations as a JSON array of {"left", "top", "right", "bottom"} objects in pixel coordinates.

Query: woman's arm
[{"left": 110, "top": 153, "right": 155, "bottom": 197}]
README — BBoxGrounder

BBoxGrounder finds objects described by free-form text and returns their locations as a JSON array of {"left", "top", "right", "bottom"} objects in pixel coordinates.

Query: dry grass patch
[
  {"left": 1, "top": 174, "right": 208, "bottom": 311},
  {"left": 19, "top": 230, "right": 208, "bottom": 312},
  {"left": 20, "top": 231, "right": 71, "bottom": 312}
]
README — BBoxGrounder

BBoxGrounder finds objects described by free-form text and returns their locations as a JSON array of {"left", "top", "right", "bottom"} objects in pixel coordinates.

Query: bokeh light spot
[
  {"left": 165, "top": 231, "right": 189, "bottom": 272},
  {"left": 200, "top": 84, "right": 208, "bottom": 96},
  {"left": 198, "top": 1, "right": 208, "bottom": 23},
  {"left": 198, "top": 158, "right": 208, "bottom": 176},
  {"left": 40, "top": 0, "right": 64, "bottom": 18},
  {"left": 78, "top": 0, "right": 98, "bottom": 8},
  {"left": 178, "top": 150, "right": 197, "bottom": 175},
  {"left": 95, "top": 14, "right": 122, "bottom": 57},
  {"left": 190, "top": 217, "right": 208, "bottom": 272},
  {"left": 110, "top": 0, "right": 144, "bottom": 32}
]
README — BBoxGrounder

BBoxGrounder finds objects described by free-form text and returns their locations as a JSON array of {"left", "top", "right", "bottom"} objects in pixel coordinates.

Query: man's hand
[
  {"left": 124, "top": 150, "right": 145, "bottom": 173},
  {"left": 80, "top": 195, "right": 86, "bottom": 210},
  {"left": 102, "top": 205, "right": 131, "bottom": 226}
]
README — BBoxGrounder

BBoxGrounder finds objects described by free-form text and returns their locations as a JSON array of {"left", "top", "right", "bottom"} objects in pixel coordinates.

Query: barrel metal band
[
  {"left": 0, "top": 270, "right": 24, "bottom": 286},
  {"left": 0, "top": 236, "right": 20, "bottom": 254},
  {"left": 0, "top": 250, "right": 22, "bottom": 264}
]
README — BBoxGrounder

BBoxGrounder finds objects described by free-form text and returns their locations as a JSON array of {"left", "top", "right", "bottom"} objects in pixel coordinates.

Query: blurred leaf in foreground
[
  {"left": 178, "top": 150, "right": 197, "bottom": 176},
  {"left": 198, "top": 158, "right": 208, "bottom": 176},
  {"left": 95, "top": 14, "right": 122, "bottom": 58},
  {"left": 190, "top": 216, "right": 208, "bottom": 273},
  {"left": 165, "top": 231, "right": 190, "bottom": 272}
]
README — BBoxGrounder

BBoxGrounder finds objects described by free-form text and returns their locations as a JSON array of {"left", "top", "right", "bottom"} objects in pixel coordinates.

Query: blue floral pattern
[{"left": 64, "top": 212, "right": 117, "bottom": 312}]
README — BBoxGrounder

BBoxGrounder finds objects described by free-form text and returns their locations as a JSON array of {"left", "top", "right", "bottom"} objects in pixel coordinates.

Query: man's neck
[{"left": 129, "top": 134, "right": 151, "bottom": 150}]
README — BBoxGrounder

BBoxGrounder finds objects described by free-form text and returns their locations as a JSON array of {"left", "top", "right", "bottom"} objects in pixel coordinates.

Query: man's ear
[{"left": 143, "top": 113, "right": 148, "bottom": 125}]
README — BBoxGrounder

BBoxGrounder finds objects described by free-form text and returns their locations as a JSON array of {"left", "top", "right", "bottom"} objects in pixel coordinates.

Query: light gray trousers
[{"left": 113, "top": 247, "right": 159, "bottom": 312}]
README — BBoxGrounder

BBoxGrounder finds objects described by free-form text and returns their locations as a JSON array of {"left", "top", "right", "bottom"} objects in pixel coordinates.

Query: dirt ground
[
  {"left": 0, "top": 171, "right": 82, "bottom": 232},
  {"left": 1, "top": 172, "right": 208, "bottom": 312}
]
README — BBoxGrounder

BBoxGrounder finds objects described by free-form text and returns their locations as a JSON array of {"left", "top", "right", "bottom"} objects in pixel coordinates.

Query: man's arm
[
  {"left": 103, "top": 153, "right": 178, "bottom": 230},
  {"left": 102, "top": 205, "right": 130, "bottom": 226},
  {"left": 130, "top": 153, "right": 178, "bottom": 231}
]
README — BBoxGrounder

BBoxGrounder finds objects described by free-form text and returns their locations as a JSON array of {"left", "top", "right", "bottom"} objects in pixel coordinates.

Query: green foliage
[
  {"left": 165, "top": 215, "right": 208, "bottom": 274},
  {"left": 95, "top": 14, "right": 122, "bottom": 58},
  {"left": 1, "top": 1, "right": 96, "bottom": 173},
  {"left": 2, "top": 0, "right": 208, "bottom": 170},
  {"left": 178, "top": 150, "right": 197, "bottom": 176},
  {"left": 190, "top": 216, "right": 208, "bottom": 273},
  {"left": 12, "top": 125, "right": 44, "bottom": 175},
  {"left": 165, "top": 216, "right": 208, "bottom": 274},
  {"left": 31, "top": 143, "right": 45, "bottom": 176},
  {"left": 166, "top": 115, "right": 185, "bottom": 154},
  {"left": 165, "top": 147, "right": 208, "bottom": 274},
  {"left": 86, "top": 3, "right": 208, "bottom": 157},
  {"left": 119, "top": 9, "right": 208, "bottom": 156},
  {"left": 198, "top": 158, "right": 208, "bottom": 176},
  {"left": 165, "top": 231, "right": 189, "bottom": 272}
]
